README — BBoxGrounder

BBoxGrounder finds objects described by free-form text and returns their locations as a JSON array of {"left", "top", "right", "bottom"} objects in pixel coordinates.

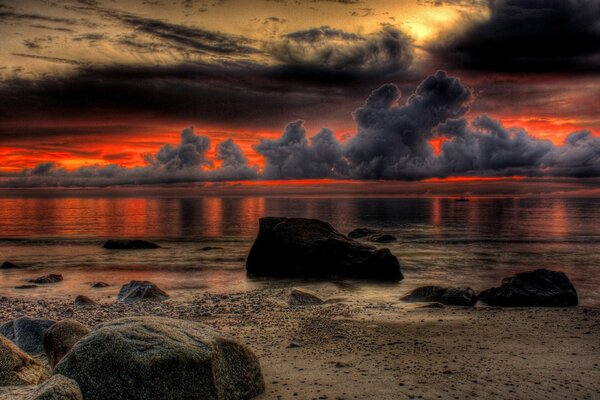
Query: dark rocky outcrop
[
  {"left": 116, "top": 280, "right": 170, "bottom": 303},
  {"left": 348, "top": 228, "right": 397, "bottom": 243},
  {"left": 0, "top": 335, "right": 48, "bottom": 386},
  {"left": 102, "top": 240, "right": 159, "bottom": 250},
  {"left": 90, "top": 282, "right": 109, "bottom": 288},
  {"left": 28, "top": 275, "right": 63, "bottom": 284},
  {"left": 0, "top": 317, "right": 56, "bottom": 354},
  {"left": 402, "top": 286, "right": 478, "bottom": 306},
  {"left": 29, "top": 374, "right": 83, "bottom": 400},
  {"left": 246, "top": 217, "right": 403, "bottom": 280},
  {"left": 44, "top": 319, "right": 91, "bottom": 370},
  {"left": 73, "top": 295, "right": 96, "bottom": 308},
  {"left": 479, "top": 269, "right": 578, "bottom": 307},
  {"left": 288, "top": 288, "right": 324, "bottom": 306},
  {"left": 1, "top": 261, "right": 20, "bottom": 269},
  {"left": 54, "top": 316, "right": 265, "bottom": 400}
]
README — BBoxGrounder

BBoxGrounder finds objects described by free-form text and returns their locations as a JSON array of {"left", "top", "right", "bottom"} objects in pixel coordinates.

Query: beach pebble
[
  {"left": 289, "top": 288, "right": 324, "bottom": 306},
  {"left": 73, "top": 296, "right": 96, "bottom": 308},
  {"left": 116, "top": 281, "right": 170, "bottom": 304}
]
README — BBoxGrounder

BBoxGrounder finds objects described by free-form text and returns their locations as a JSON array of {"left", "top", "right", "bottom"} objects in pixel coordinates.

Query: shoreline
[{"left": 1, "top": 288, "right": 599, "bottom": 399}]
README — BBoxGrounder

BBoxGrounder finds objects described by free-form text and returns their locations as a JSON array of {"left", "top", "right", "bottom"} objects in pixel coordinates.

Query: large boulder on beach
[
  {"left": 54, "top": 316, "right": 265, "bottom": 400},
  {"left": 0, "top": 317, "right": 56, "bottom": 354},
  {"left": 28, "top": 274, "right": 63, "bottom": 284},
  {"left": 0, "top": 335, "right": 48, "bottom": 386},
  {"left": 246, "top": 217, "right": 403, "bottom": 280},
  {"left": 289, "top": 288, "right": 324, "bottom": 306},
  {"left": 116, "top": 280, "right": 169, "bottom": 303},
  {"left": 479, "top": 269, "right": 578, "bottom": 307},
  {"left": 29, "top": 374, "right": 83, "bottom": 400},
  {"left": 402, "top": 286, "right": 478, "bottom": 306},
  {"left": 102, "top": 240, "right": 159, "bottom": 250},
  {"left": 44, "top": 320, "right": 91, "bottom": 370}
]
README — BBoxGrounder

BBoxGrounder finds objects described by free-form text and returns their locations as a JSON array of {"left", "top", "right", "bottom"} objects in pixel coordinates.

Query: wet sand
[{"left": 1, "top": 288, "right": 599, "bottom": 399}]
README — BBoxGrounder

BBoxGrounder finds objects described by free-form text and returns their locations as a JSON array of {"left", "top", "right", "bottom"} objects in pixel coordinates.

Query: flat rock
[
  {"left": 73, "top": 296, "right": 95, "bottom": 308},
  {"left": 289, "top": 288, "right": 324, "bottom": 306},
  {"left": 402, "top": 286, "right": 478, "bottom": 306},
  {"left": 479, "top": 269, "right": 578, "bottom": 307},
  {"left": 0, "top": 335, "right": 48, "bottom": 386},
  {"left": 44, "top": 319, "right": 91, "bottom": 370},
  {"left": 246, "top": 217, "right": 403, "bottom": 280},
  {"left": 28, "top": 374, "right": 83, "bottom": 400},
  {"left": 28, "top": 275, "right": 62, "bottom": 284},
  {"left": 116, "top": 280, "right": 169, "bottom": 303},
  {"left": 0, "top": 317, "right": 56, "bottom": 354},
  {"left": 1, "top": 261, "right": 20, "bottom": 269},
  {"left": 54, "top": 316, "right": 265, "bottom": 400},
  {"left": 102, "top": 240, "right": 159, "bottom": 250}
]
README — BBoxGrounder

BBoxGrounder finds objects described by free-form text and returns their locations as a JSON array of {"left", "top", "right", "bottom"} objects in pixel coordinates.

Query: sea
[{"left": 1, "top": 191, "right": 599, "bottom": 306}]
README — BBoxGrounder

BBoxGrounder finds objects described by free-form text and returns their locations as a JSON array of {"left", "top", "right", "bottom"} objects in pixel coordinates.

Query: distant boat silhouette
[{"left": 456, "top": 196, "right": 470, "bottom": 202}]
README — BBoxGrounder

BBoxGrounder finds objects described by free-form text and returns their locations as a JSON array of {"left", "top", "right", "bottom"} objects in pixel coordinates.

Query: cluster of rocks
[{"left": 0, "top": 315, "right": 265, "bottom": 400}]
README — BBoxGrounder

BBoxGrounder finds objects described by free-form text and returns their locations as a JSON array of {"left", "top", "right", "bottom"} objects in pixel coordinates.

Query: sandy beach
[{"left": 1, "top": 287, "right": 599, "bottom": 400}]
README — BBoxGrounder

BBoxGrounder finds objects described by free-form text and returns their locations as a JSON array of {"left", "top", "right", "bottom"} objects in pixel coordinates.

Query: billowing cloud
[
  {"left": 429, "top": 0, "right": 600, "bottom": 73},
  {"left": 3, "top": 71, "right": 600, "bottom": 187}
]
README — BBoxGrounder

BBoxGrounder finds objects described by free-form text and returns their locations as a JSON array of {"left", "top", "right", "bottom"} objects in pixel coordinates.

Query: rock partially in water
[
  {"left": 347, "top": 228, "right": 378, "bottom": 239},
  {"left": 15, "top": 285, "right": 38, "bottom": 290},
  {"left": 102, "top": 240, "right": 160, "bottom": 250},
  {"left": 288, "top": 288, "right": 324, "bottom": 306},
  {"left": 90, "top": 282, "right": 109, "bottom": 288},
  {"left": 402, "top": 286, "right": 478, "bottom": 306},
  {"left": 1, "top": 261, "right": 20, "bottom": 269},
  {"left": 28, "top": 275, "right": 63, "bottom": 284},
  {"left": 0, "top": 335, "right": 48, "bottom": 386},
  {"left": 348, "top": 228, "right": 397, "bottom": 243},
  {"left": 116, "top": 280, "right": 170, "bottom": 303},
  {"left": 44, "top": 319, "right": 91, "bottom": 370},
  {"left": 479, "top": 269, "right": 578, "bottom": 307},
  {"left": 28, "top": 374, "right": 83, "bottom": 400},
  {"left": 55, "top": 316, "right": 265, "bottom": 400},
  {"left": 246, "top": 217, "right": 403, "bottom": 281},
  {"left": 73, "top": 296, "right": 96, "bottom": 308},
  {"left": 201, "top": 246, "right": 223, "bottom": 251},
  {"left": 0, "top": 317, "right": 56, "bottom": 354}
]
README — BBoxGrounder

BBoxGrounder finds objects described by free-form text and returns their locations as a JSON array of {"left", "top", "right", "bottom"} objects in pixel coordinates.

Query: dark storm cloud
[
  {"left": 10, "top": 53, "right": 88, "bottom": 66},
  {"left": 268, "top": 26, "right": 414, "bottom": 79},
  {"left": 429, "top": 0, "right": 600, "bottom": 73}
]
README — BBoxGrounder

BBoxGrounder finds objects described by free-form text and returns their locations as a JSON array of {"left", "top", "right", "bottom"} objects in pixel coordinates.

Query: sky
[{"left": 0, "top": 0, "right": 599, "bottom": 189}]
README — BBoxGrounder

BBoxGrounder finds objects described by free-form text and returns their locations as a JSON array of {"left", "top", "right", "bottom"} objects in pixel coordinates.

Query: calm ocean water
[{"left": 1, "top": 194, "right": 599, "bottom": 306}]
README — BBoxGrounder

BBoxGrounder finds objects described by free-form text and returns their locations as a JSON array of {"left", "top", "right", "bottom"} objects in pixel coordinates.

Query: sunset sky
[{"left": 0, "top": 0, "right": 599, "bottom": 188}]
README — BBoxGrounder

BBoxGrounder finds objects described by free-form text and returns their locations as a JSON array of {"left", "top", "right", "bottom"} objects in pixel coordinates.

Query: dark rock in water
[
  {"left": 479, "top": 269, "right": 578, "bottom": 307},
  {"left": 29, "top": 374, "right": 83, "bottom": 400},
  {"left": 44, "top": 319, "right": 91, "bottom": 370},
  {"left": 246, "top": 217, "right": 403, "bottom": 280},
  {"left": 348, "top": 228, "right": 397, "bottom": 243},
  {"left": 348, "top": 228, "right": 378, "bottom": 239},
  {"left": 74, "top": 295, "right": 96, "bottom": 308},
  {"left": 28, "top": 274, "right": 63, "bottom": 284},
  {"left": 116, "top": 280, "right": 170, "bottom": 303},
  {"left": 289, "top": 288, "right": 324, "bottom": 306},
  {"left": 1, "top": 261, "right": 20, "bottom": 269},
  {"left": 0, "top": 317, "right": 56, "bottom": 354},
  {"left": 0, "top": 335, "right": 48, "bottom": 386},
  {"left": 371, "top": 234, "right": 397, "bottom": 243},
  {"left": 55, "top": 316, "right": 265, "bottom": 400},
  {"left": 402, "top": 286, "right": 478, "bottom": 306},
  {"left": 201, "top": 246, "right": 223, "bottom": 251},
  {"left": 90, "top": 282, "right": 109, "bottom": 288},
  {"left": 102, "top": 240, "right": 159, "bottom": 250},
  {"left": 15, "top": 284, "right": 38, "bottom": 289}
]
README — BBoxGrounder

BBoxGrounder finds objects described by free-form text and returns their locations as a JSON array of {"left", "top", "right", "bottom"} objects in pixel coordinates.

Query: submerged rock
[
  {"left": 44, "top": 319, "right": 91, "bottom": 370},
  {"left": 0, "top": 335, "right": 48, "bottom": 386},
  {"left": 29, "top": 374, "right": 83, "bottom": 400},
  {"left": 54, "top": 316, "right": 265, "bottom": 400},
  {"left": 402, "top": 286, "right": 478, "bottom": 306},
  {"left": 116, "top": 280, "right": 169, "bottom": 303},
  {"left": 348, "top": 228, "right": 397, "bottom": 243},
  {"left": 479, "top": 269, "right": 578, "bottom": 307},
  {"left": 102, "top": 240, "right": 159, "bottom": 250},
  {"left": 288, "top": 288, "right": 324, "bottom": 306},
  {"left": 28, "top": 274, "right": 63, "bottom": 284},
  {"left": 73, "top": 295, "right": 96, "bottom": 308},
  {"left": 0, "top": 317, "right": 56, "bottom": 354},
  {"left": 1, "top": 261, "right": 20, "bottom": 269},
  {"left": 246, "top": 217, "right": 403, "bottom": 280}
]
